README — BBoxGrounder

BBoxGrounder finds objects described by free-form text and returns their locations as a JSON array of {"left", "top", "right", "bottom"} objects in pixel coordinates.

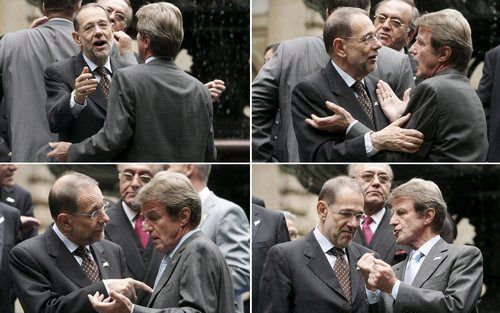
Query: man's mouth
[
  {"left": 377, "top": 33, "right": 390, "bottom": 41},
  {"left": 93, "top": 40, "right": 108, "bottom": 48}
]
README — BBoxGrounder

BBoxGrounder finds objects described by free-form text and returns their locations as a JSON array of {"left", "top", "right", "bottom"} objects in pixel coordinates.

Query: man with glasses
[
  {"left": 348, "top": 164, "right": 409, "bottom": 265},
  {"left": 291, "top": 7, "right": 423, "bottom": 162},
  {"left": 9, "top": 171, "right": 152, "bottom": 313},
  {"left": 258, "top": 176, "right": 378, "bottom": 313},
  {"left": 105, "top": 164, "right": 162, "bottom": 305}
]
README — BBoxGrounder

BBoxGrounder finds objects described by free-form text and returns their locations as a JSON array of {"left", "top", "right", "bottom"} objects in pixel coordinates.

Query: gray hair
[
  {"left": 72, "top": 3, "right": 110, "bottom": 32},
  {"left": 318, "top": 175, "right": 364, "bottom": 206},
  {"left": 323, "top": 7, "right": 367, "bottom": 54},
  {"left": 346, "top": 164, "right": 394, "bottom": 180}
]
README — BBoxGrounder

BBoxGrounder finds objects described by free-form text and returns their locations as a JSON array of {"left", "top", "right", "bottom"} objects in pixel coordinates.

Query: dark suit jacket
[
  {"left": 0, "top": 203, "right": 21, "bottom": 313},
  {"left": 377, "top": 68, "right": 488, "bottom": 162},
  {"left": 252, "top": 204, "right": 290, "bottom": 313},
  {"left": 9, "top": 226, "right": 128, "bottom": 313},
  {"left": 353, "top": 208, "right": 409, "bottom": 266},
  {"left": 133, "top": 231, "right": 235, "bottom": 313},
  {"left": 291, "top": 61, "right": 390, "bottom": 162},
  {"left": 381, "top": 239, "right": 483, "bottom": 313},
  {"left": 68, "top": 58, "right": 216, "bottom": 162},
  {"left": 1, "top": 184, "right": 37, "bottom": 240},
  {"left": 477, "top": 44, "right": 500, "bottom": 161},
  {"left": 45, "top": 52, "right": 128, "bottom": 143},
  {"left": 104, "top": 201, "right": 158, "bottom": 305},
  {"left": 258, "top": 231, "right": 378, "bottom": 313}
]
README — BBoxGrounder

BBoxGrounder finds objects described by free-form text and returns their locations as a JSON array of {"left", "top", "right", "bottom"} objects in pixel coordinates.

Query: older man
[
  {"left": 358, "top": 178, "right": 483, "bottom": 313},
  {"left": 9, "top": 172, "right": 152, "bottom": 313},
  {"left": 258, "top": 176, "right": 377, "bottom": 313},
  {"left": 348, "top": 164, "right": 409, "bottom": 265},
  {"left": 166, "top": 164, "right": 250, "bottom": 313},
  {"left": 50, "top": 2, "right": 215, "bottom": 161},
  {"left": 89, "top": 171, "right": 235, "bottom": 313},
  {"left": 104, "top": 164, "right": 162, "bottom": 305},
  {"left": 291, "top": 7, "right": 423, "bottom": 162},
  {"left": 45, "top": 3, "right": 129, "bottom": 143}
]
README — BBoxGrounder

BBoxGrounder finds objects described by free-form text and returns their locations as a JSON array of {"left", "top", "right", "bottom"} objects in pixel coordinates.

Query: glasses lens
[{"left": 139, "top": 175, "right": 152, "bottom": 184}]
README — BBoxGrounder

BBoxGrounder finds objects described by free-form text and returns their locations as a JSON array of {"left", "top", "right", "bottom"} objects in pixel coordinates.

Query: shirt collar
[
  {"left": 365, "top": 207, "right": 386, "bottom": 225},
  {"left": 313, "top": 227, "right": 346, "bottom": 254},
  {"left": 145, "top": 56, "right": 158, "bottom": 64},
  {"left": 52, "top": 223, "right": 89, "bottom": 253},
  {"left": 168, "top": 229, "right": 200, "bottom": 259},
  {"left": 121, "top": 201, "right": 137, "bottom": 224},
  {"left": 415, "top": 234, "right": 441, "bottom": 258},
  {"left": 198, "top": 187, "right": 210, "bottom": 203},
  {"left": 83, "top": 53, "right": 112, "bottom": 75},
  {"left": 331, "top": 60, "right": 364, "bottom": 88}
]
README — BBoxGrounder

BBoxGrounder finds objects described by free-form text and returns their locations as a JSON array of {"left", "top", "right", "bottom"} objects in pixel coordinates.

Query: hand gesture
[
  {"left": 376, "top": 80, "right": 410, "bottom": 122},
  {"left": 113, "top": 31, "right": 133, "bottom": 55},
  {"left": 305, "top": 101, "right": 355, "bottom": 133},
  {"left": 74, "top": 67, "right": 98, "bottom": 104},
  {"left": 371, "top": 113, "right": 423, "bottom": 153},
  {"left": 88, "top": 291, "right": 131, "bottom": 313},
  {"left": 47, "top": 142, "right": 72, "bottom": 162},
  {"left": 205, "top": 79, "right": 226, "bottom": 102}
]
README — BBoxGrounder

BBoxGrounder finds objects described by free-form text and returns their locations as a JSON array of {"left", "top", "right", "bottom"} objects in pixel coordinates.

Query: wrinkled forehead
[{"left": 351, "top": 14, "right": 377, "bottom": 36}]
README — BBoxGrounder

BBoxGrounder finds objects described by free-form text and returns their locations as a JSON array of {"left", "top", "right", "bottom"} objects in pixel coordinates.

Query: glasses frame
[
  {"left": 373, "top": 14, "right": 406, "bottom": 29},
  {"left": 333, "top": 209, "right": 366, "bottom": 222},
  {"left": 343, "top": 33, "right": 379, "bottom": 45},
  {"left": 119, "top": 172, "right": 153, "bottom": 185},
  {"left": 359, "top": 172, "right": 392, "bottom": 184},
  {"left": 74, "top": 201, "right": 110, "bottom": 220}
]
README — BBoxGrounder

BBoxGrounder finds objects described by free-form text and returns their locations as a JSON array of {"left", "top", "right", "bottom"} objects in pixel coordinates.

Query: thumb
[
  {"left": 390, "top": 113, "right": 411, "bottom": 127},
  {"left": 82, "top": 66, "right": 90, "bottom": 75},
  {"left": 48, "top": 142, "right": 57, "bottom": 149},
  {"left": 325, "top": 101, "right": 341, "bottom": 113},
  {"left": 403, "top": 88, "right": 411, "bottom": 102},
  {"left": 109, "top": 290, "right": 129, "bottom": 302}
]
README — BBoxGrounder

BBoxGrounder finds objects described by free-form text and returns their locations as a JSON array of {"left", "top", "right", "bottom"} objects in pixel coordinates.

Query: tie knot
[
  {"left": 364, "top": 215, "right": 373, "bottom": 225},
  {"left": 329, "top": 247, "right": 345, "bottom": 258},
  {"left": 352, "top": 81, "right": 364, "bottom": 93},
  {"left": 94, "top": 66, "right": 107, "bottom": 77},
  {"left": 412, "top": 251, "right": 423, "bottom": 261},
  {"left": 73, "top": 247, "right": 89, "bottom": 258},
  {"left": 135, "top": 214, "right": 143, "bottom": 223}
]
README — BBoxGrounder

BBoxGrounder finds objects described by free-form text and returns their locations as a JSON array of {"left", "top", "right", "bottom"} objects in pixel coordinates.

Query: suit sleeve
[
  {"left": 393, "top": 247, "right": 483, "bottom": 313},
  {"left": 203, "top": 87, "right": 217, "bottom": 161},
  {"left": 275, "top": 212, "right": 291, "bottom": 243},
  {"left": 251, "top": 43, "right": 283, "bottom": 162},
  {"left": 291, "top": 80, "right": 369, "bottom": 161},
  {"left": 477, "top": 50, "right": 494, "bottom": 124},
  {"left": 18, "top": 188, "right": 37, "bottom": 240},
  {"left": 392, "top": 55, "right": 415, "bottom": 99},
  {"left": 9, "top": 245, "right": 108, "bottom": 313},
  {"left": 216, "top": 204, "right": 250, "bottom": 296},
  {"left": 257, "top": 245, "right": 293, "bottom": 313},
  {"left": 67, "top": 70, "right": 134, "bottom": 161},
  {"left": 45, "top": 63, "right": 77, "bottom": 133}
]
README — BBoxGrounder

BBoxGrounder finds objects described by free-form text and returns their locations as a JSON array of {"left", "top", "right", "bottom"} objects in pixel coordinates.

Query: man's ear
[
  {"left": 423, "top": 207, "right": 436, "bottom": 226},
  {"left": 72, "top": 31, "right": 81, "bottom": 46},
  {"left": 333, "top": 38, "right": 347, "bottom": 58},
  {"left": 438, "top": 46, "right": 452, "bottom": 64},
  {"left": 56, "top": 213, "right": 72, "bottom": 233},
  {"left": 317, "top": 201, "right": 328, "bottom": 221},
  {"left": 179, "top": 207, "right": 191, "bottom": 226}
]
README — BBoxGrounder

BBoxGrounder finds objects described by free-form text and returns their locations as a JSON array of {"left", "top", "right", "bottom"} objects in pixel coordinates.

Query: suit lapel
[
  {"left": 200, "top": 192, "right": 216, "bottom": 228},
  {"left": 346, "top": 243, "right": 364, "bottom": 303},
  {"left": 252, "top": 207, "right": 262, "bottom": 242},
  {"left": 324, "top": 62, "right": 375, "bottom": 129},
  {"left": 369, "top": 210, "right": 395, "bottom": 259},
  {"left": 365, "top": 75, "right": 389, "bottom": 130},
  {"left": 46, "top": 227, "right": 91, "bottom": 287},
  {"left": 91, "top": 241, "right": 112, "bottom": 279},
  {"left": 0, "top": 211, "right": 4, "bottom": 267},
  {"left": 304, "top": 233, "right": 347, "bottom": 300},
  {"left": 412, "top": 239, "right": 448, "bottom": 287}
]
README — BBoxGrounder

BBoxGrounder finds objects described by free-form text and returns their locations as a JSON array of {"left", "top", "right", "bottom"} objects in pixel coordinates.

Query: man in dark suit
[
  {"left": 49, "top": 2, "right": 216, "bottom": 162},
  {"left": 89, "top": 171, "right": 235, "bottom": 313},
  {"left": 252, "top": 203, "right": 290, "bottom": 313},
  {"left": 291, "top": 7, "right": 423, "bottom": 162},
  {"left": 477, "top": 44, "right": 500, "bottom": 161},
  {"left": 0, "top": 0, "right": 83, "bottom": 161},
  {"left": 258, "top": 176, "right": 377, "bottom": 313},
  {"left": 45, "top": 3, "right": 129, "bottom": 143},
  {"left": 166, "top": 164, "right": 250, "bottom": 313},
  {"left": 0, "top": 164, "right": 39, "bottom": 240},
  {"left": 358, "top": 178, "right": 483, "bottom": 313},
  {"left": 348, "top": 164, "right": 409, "bottom": 265},
  {"left": 105, "top": 164, "right": 162, "bottom": 305},
  {"left": 9, "top": 171, "right": 152, "bottom": 313},
  {"left": 0, "top": 202, "right": 21, "bottom": 313},
  {"left": 252, "top": 0, "right": 416, "bottom": 162}
]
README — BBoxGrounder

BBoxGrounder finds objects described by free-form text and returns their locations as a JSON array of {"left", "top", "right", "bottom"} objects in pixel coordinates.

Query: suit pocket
[{"left": 422, "top": 274, "right": 448, "bottom": 290}]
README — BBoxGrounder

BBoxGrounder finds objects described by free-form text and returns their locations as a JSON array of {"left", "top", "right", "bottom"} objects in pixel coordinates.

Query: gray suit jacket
[
  {"left": 353, "top": 208, "right": 409, "bottom": 266},
  {"left": 381, "top": 239, "right": 483, "bottom": 313},
  {"left": 0, "top": 18, "right": 79, "bottom": 161},
  {"left": 201, "top": 191, "right": 250, "bottom": 313},
  {"left": 9, "top": 226, "right": 128, "bottom": 313},
  {"left": 0, "top": 203, "right": 21, "bottom": 313},
  {"left": 45, "top": 52, "right": 129, "bottom": 143},
  {"left": 67, "top": 58, "right": 216, "bottom": 161},
  {"left": 252, "top": 35, "right": 414, "bottom": 162},
  {"left": 258, "top": 231, "right": 378, "bottom": 313},
  {"left": 133, "top": 231, "right": 235, "bottom": 313},
  {"left": 0, "top": 184, "right": 36, "bottom": 240}
]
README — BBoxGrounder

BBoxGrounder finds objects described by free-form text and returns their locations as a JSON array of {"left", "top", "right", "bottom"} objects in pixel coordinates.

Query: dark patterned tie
[
  {"left": 73, "top": 247, "right": 101, "bottom": 283},
  {"left": 94, "top": 66, "right": 111, "bottom": 97},
  {"left": 352, "top": 81, "right": 375, "bottom": 125},
  {"left": 330, "top": 247, "right": 351, "bottom": 302}
]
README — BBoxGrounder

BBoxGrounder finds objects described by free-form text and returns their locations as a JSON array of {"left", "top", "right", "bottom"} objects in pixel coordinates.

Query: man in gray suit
[
  {"left": 89, "top": 171, "right": 235, "bottom": 313},
  {"left": 166, "top": 164, "right": 250, "bottom": 313},
  {"left": 348, "top": 164, "right": 409, "bottom": 265},
  {"left": 258, "top": 176, "right": 377, "bottom": 313},
  {"left": 9, "top": 171, "right": 153, "bottom": 313},
  {"left": 0, "top": 0, "right": 81, "bottom": 161},
  {"left": 49, "top": 2, "right": 216, "bottom": 162},
  {"left": 358, "top": 178, "right": 483, "bottom": 313},
  {"left": 252, "top": 0, "right": 415, "bottom": 162}
]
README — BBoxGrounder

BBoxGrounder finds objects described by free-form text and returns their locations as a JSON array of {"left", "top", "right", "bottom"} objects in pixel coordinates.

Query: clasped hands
[{"left": 357, "top": 253, "right": 397, "bottom": 294}]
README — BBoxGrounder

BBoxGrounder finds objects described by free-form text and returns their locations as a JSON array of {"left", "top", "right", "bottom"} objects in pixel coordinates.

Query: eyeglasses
[
  {"left": 374, "top": 14, "right": 406, "bottom": 29},
  {"left": 344, "top": 33, "right": 379, "bottom": 45},
  {"left": 334, "top": 210, "right": 366, "bottom": 221},
  {"left": 359, "top": 172, "right": 392, "bottom": 184},
  {"left": 119, "top": 172, "right": 152, "bottom": 185},
  {"left": 74, "top": 201, "right": 110, "bottom": 220},
  {"left": 104, "top": 7, "right": 128, "bottom": 24}
]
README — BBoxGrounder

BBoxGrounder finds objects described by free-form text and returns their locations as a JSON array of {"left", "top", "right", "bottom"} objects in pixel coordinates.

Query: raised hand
[
  {"left": 74, "top": 67, "right": 98, "bottom": 104},
  {"left": 376, "top": 80, "right": 410, "bottom": 122},
  {"left": 305, "top": 101, "right": 355, "bottom": 133},
  {"left": 205, "top": 79, "right": 226, "bottom": 102},
  {"left": 371, "top": 113, "right": 424, "bottom": 153}
]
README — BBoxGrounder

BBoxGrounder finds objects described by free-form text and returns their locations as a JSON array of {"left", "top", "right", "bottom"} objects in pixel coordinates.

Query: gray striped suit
[
  {"left": 252, "top": 35, "right": 414, "bottom": 162},
  {"left": 0, "top": 19, "right": 79, "bottom": 161}
]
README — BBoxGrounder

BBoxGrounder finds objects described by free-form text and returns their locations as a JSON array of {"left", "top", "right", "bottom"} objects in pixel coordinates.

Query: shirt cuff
[
  {"left": 365, "top": 132, "right": 379, "bottom": 156},
  {"left": 70, "top": 90, "right": 87, "bottom": 117},
  {"left": 391, "top": 279, "right": 401, "bottom": 300},
  {"left": 366, "top": 288, "right": 381, "bottom": 304},
  {"left": 346, "top": 120, "right": 358, "bottom": 134}
]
